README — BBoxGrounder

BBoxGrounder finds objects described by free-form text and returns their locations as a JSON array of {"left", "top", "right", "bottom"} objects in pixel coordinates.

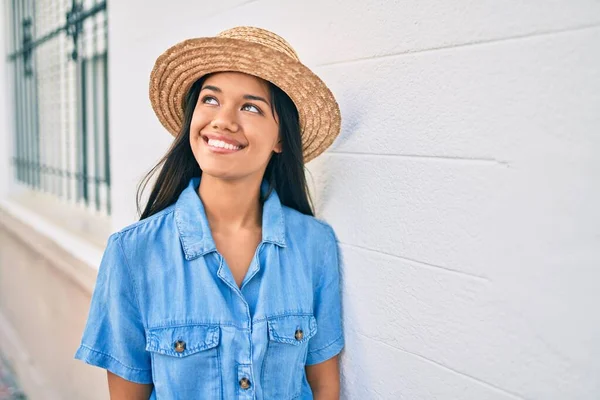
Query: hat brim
[{"left": 149, "top": 37, "right": 340, "bottom": 163}]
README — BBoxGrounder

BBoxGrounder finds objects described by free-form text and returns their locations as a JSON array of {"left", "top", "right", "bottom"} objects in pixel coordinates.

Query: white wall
[
  {"left": 109, "top": 1, "right": 600, "bottom": 398},
  {"left": 0, "top": 2, "right": 14, "bottom": 198}
]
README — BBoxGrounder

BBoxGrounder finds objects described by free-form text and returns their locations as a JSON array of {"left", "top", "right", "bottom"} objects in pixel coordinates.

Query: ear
[{"left": 273, "top": 139, "right": 283, "bottom": 153}]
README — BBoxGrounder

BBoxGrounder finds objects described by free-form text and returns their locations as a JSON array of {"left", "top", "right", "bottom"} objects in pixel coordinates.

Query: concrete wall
[
  {"left": 0, "top": 210, "right": 108, "bottom": 400},
  {"left": 1, "top": 1, "right": 599, "bottom": 399},
  {"left": 109, "top": 1, "right": 600, "bottom": 398},
  {"left": 0, "top": 3, "right": 108, "bottom": 400},
  {"left": 0, "top": 1, "right": 12, "bottom": 197}
]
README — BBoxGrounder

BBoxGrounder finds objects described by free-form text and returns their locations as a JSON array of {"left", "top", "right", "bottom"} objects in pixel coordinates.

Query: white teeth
[{"left": 207, "top": 138, "right": 241, "bottom": 151}]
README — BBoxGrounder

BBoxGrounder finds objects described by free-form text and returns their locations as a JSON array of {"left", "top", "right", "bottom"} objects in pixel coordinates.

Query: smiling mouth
[{"left": 204, "top": 137, "right": 245, "bottom": 152}]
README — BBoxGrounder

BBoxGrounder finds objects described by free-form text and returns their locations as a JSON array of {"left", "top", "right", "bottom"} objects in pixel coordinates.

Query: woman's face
[{"left": 189, "top": 72, "right": 282, "bottom": 182}]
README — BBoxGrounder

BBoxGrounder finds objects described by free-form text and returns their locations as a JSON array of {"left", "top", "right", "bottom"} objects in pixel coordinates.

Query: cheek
[
  {"left": 190, "top": 106, "right": 213, "bottom": 132},
  {"left": 189, "top": 114, "right": 202, "bottom": 135},
  {"left": 189, "top": 125, "right": 201, "bottom": 149},
  {"left": 189, "top": 116, "right": 206, "bottom": 149},
  {"left": 250, "top": 122, "right": 279, "bottom": 149}
]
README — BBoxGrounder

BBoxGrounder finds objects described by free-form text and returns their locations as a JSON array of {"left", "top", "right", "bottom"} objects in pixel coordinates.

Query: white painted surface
[
  {"left": 1, "top": 1, "right": 598, "bottom": 399},
  {"left": 107, "top": 1, "right": 600, "bottom": 399},
  {"left": 0, "top": 2, "right": 13, "bottom": 198}
]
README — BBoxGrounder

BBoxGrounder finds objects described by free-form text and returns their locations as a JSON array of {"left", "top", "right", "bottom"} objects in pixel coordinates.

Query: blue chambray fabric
[{"left": 74, "top": 176, "right": 344, "bottom": 399}]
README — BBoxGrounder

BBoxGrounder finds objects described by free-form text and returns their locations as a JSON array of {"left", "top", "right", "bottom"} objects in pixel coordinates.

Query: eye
[
  {"left": 201, "top": 96, "right": 218, "bottom": 105},
  {"left": 242, "top": 103, "right": 262, "bottom": 114}
]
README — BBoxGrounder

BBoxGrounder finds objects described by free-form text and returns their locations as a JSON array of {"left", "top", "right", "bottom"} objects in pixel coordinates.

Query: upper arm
[
  {"left": 306, "top": 225, "right": 345, "bottom": 366},
  {"left": 107, "top": 371, "right": 153, "bottom": 399},
  {"left": 305, "top": 355, "right": 340, "bottom": 397},
  {"left": 74, "top": 233, "right": 153, "bottom": 384}
]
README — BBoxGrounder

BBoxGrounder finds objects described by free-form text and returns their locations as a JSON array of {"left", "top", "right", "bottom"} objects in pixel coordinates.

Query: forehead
[{"left": 202, "top": 72, "right": 269, "bottom": 95}]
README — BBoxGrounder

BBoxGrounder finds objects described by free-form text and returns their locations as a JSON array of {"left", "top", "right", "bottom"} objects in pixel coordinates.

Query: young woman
[{"left": 75, "top": 26, "right": 344, "bottom": 399}]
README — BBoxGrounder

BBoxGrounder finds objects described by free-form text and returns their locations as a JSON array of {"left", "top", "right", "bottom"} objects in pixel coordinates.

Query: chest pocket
[
  {"left": 146, "top": 324, "right": 221, "bottom": 398},
  {"left": 261, "top": 314, "right": 317, "bottom": 399}
]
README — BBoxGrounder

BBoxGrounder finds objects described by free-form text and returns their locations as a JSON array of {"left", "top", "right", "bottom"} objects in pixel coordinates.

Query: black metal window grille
[{"left": 7, "top": 0, "right": 110, "bottom": 215}]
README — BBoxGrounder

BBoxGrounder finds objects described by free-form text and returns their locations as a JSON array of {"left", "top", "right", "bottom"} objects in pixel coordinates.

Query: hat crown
[{"left": 217, "top": 26, "right": 300, "bottom": 61}]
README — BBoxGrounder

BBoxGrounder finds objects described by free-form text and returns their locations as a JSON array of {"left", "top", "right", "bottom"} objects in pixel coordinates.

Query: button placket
[
  {"left": 237, "top": 364, "right": 254, "bottom": 398},
  {"left": 239, "top": 377, "right": 251, "bottom": 390}
]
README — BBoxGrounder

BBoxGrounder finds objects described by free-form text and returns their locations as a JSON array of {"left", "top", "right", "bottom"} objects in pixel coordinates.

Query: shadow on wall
[{"left": 307, "top": 85, "right": 361, "bottom": 215}]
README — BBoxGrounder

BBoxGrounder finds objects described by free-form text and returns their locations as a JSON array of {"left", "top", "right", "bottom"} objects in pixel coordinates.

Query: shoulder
[
  {"left": 111, "top": 204, "right": 177, "bottom": 245},
  {"left": 281, "top": 205, "right": 337, "bottom": 249},
  {"left": 99, "top": 205, "right": 178, "bottom": 281},
  {"left": 282, "top": 207, "right": 341, "bottom": 291}
]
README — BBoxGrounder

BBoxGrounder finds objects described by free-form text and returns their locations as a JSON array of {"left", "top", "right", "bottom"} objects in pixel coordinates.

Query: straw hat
[{"left": 149, "top": 26, "right": 341, "bottom": 163}]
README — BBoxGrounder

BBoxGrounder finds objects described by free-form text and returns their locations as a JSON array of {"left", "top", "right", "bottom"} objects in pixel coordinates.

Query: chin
[
  {"left": 198, "top": 165, "right": 241, "bottom": 181},
  {"left": 200, "top": 162, "right": 269, "bottom": 184},
  {"left": 196, "top": 152, "right": 271, "bottom": 181}
]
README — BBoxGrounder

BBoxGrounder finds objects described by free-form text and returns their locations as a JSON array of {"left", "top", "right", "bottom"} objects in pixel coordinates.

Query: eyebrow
[{"left": 201, "top": 85, "right": 270, "bottom": 106}]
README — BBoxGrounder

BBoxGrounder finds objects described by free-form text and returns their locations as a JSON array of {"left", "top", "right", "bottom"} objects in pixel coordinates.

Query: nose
[{"left": 211, "top": 106, "right": 239, "bottom": 132}]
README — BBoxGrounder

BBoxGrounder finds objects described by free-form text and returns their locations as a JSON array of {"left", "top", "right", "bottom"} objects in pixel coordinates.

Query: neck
[{"left": 198, "top": 174, "right": 263, "bottom": 235}]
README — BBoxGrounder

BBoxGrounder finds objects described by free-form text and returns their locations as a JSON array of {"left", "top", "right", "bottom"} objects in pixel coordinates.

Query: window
[{"left": 8, "top": 0, "right": 110, "bottom": 215}]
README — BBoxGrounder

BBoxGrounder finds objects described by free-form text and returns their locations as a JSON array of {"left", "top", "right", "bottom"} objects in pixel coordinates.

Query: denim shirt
[{"left": 74, "top": 177, "right": 344, "bottom": 399}]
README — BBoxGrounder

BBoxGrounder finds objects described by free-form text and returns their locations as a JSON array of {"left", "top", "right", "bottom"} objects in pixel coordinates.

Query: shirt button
[
  {"left": 174, "top": 340, "right": 186, "bottom": 353},
  {"left": 295, "top": 329, "right": 304, "bottom": 341},
  {"left": 239, "top": 377, "right": 251, "bottom": 390}
]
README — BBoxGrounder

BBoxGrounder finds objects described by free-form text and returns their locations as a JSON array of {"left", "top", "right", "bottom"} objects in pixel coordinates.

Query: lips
[
  {"left": 207, "top": 138, "right": 242, "bottom": 151},
  {"left": 201, "top": 133, "right": 245, "bottom": 148},
  {"left": 200, "top": 133, "right": 246, "bottom": 154}
]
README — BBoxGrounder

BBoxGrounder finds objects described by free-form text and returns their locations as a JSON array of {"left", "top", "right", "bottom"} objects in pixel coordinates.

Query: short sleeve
[
  {"left": 306, "top": 226, "right": 345, "bottom": 365},
  {"left": 74, "top": 233, "right": 152, "bottom": 384}
]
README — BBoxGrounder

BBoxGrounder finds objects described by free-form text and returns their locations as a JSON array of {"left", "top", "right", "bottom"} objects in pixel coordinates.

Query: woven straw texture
[{"left": 149, "top": 26, "right": 341, "bottom": 163}]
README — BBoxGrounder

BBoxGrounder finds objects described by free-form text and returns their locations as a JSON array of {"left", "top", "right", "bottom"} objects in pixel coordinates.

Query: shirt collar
[{"left": 175, "top": 176, "right": 286, "bottom": 260}]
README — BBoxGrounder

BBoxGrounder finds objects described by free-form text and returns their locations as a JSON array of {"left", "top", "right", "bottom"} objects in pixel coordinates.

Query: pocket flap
[
  {"left": 267, "top": 314, "right": 317, "bottom": 345},
  {"left": 146, "top": 324, "right": 220, "bottom": 357}
]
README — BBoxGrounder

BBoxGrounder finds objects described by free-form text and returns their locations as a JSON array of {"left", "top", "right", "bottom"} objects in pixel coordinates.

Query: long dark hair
[{"left": 136, "top": 74, "right": 314, "bottom": 220}]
